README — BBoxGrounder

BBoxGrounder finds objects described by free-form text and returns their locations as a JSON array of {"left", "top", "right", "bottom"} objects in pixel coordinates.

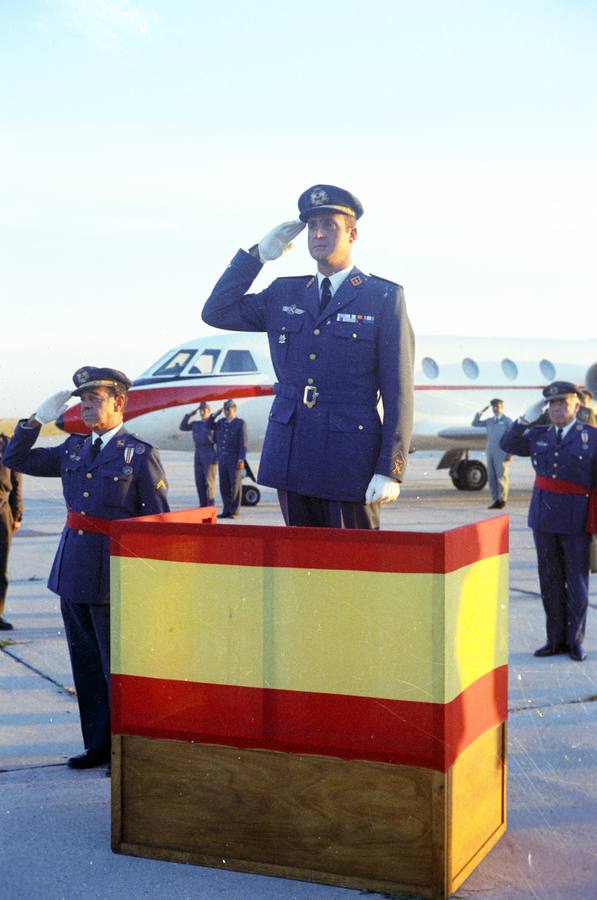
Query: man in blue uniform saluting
[
  {"left": 4, "top": 367, "right": 170, "bottom": 769},
  {"left": 500, "top": 381, "right": 597, "bottom": 662},
  {"left": 202, "top": 184, "right": 414, "bottom": 529},
  {"left": 179, "top": 401, "right": 220, "bottom": 506},
  {"left": 215, "top": 399, "right": 247, "bottom": 519}
]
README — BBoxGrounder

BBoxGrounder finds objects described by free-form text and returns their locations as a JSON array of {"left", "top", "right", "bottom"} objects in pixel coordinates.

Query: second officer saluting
[
  {"left": 202, "top": 184, "right": 414, "bottom": 528},
  {"left": 4, "top": 367, "right": 170, "bottom": 770}
]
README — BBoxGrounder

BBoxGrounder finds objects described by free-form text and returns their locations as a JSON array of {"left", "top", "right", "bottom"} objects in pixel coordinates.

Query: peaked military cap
[
  {"left": 71, "top": 366, "right": 132, "bottom": 396},
  {"left": 198, "top": 401, "right": 211, "bottom": 409},
  {"left": 223, "top": 399, "right": 237, "bottom": 409},
  {"left": 298, "top": 184, "right": 364, "bottom": 222},
  {"left": 490, "top": 398, "right": 503, "bottom": 405},
  {"left": 542, "top": 381, "right": 583, "bottom": 402}
]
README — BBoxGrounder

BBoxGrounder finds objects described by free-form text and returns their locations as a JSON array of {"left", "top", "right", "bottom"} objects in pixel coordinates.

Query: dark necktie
[
  {"left": 90, "top": 436, "right": 103, "bottom": 460},
  {"left": 556, "top": 428, "right": 563, "bottom": 444},
  {"left": 319, "top": 277, "right": 332, "bottom": 313}
]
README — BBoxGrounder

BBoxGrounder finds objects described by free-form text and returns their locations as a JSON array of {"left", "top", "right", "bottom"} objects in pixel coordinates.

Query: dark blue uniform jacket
[
  {"left": 500, "top": 421, "right": 597, "bottom": 533},
  {"left": 4, "top": 422, "right": 170, "bottom": 603},
  {"left": 215, "top": 417, "right": 247, "bottom": 462},
  {"left": 202, "top": 250, "right": 414, "bottom": 502},
  {"left": 179, "top": 415, "right": 217, "bottom": 466}
]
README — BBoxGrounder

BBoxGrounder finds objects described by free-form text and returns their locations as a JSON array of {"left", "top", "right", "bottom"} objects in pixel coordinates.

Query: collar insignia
[{"left": 350, "top": 276, "right": 362, "bottom": 287}]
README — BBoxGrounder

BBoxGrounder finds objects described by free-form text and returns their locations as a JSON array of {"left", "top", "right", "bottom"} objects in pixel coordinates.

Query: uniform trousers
[
  {"left": 487, "top": 455, "right": 509, "bottom": 503},
  {"left": 194, "top": 455, "right": 217, "bottom": 507},
  {"left": 532, "top": 529, "right": 591, "bottom": 647},
  {"left": 277, "top": 490, "right": 380, "bottom": 529},
  {"left": 60, "top": 597, "right": 111, "bottom": 752},
  {"left": 0, "top": 507, "right": 13, "bottom": 614},
  {"left": 219, "top": 459, "right": 243, "bottom": 516}
]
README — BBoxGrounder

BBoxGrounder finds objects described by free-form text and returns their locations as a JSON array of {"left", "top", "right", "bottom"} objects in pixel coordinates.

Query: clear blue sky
[{"left": 1, "top": 0, "right": 596, "bottom": 414}]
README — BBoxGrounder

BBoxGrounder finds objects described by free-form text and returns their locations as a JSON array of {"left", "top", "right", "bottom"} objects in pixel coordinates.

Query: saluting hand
[
  {"left": 257, "top": 220, "right": 306, "bottom": 263},
  {"left": 33, "top": 389, "right": 72, "bottom": 425}
]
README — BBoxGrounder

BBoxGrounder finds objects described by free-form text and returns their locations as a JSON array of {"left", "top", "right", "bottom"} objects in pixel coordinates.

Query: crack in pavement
[{"left": 0, "top": 645, "right": 75, "bottom": 695}]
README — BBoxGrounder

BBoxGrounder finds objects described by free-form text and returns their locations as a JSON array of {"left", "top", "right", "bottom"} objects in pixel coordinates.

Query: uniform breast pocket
[
  {"left": 102, "top": 471, "right": 134, "bottom": 509},
  {"left": 270, "top": 316, "right": 305, "bottom": 370},
  {"left": 333, "top": 321, "right": 377, "bottom": 371}
]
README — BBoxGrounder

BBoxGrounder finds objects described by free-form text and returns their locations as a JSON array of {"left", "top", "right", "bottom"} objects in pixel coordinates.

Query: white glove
[
  {"left": 519, "top": 399, "right": 546, "bottom": 425},
  {"left": 365, "top": 474, "right": 401, "bottom": 505},
  {"left": 34, "top": 389, "right": 72, "bottom": 424},
  {"left": 257, "top": 219, "right": 306, "bottom": 263}
]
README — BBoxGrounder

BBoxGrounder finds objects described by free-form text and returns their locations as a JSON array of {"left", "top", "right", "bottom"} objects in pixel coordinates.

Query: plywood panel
[{"left": 116, "top": 735, "right": 436, "bottom": 890}]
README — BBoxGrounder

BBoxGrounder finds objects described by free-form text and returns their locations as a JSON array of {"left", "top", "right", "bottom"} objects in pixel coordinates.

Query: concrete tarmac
[{"left": 1, "top": 449, "right": 596, "bottom": 900}]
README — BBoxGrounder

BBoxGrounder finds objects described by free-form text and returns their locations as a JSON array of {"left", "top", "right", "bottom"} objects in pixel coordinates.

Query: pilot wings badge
[{"left": 282, "top": 305, "right": 305, "bottom": 315}]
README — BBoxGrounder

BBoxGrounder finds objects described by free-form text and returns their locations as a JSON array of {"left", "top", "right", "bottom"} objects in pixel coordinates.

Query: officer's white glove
[
  {"left": 519, "top": 400, "right": 546, "bottom": 425},
  {"left": 257, "top": 220, "right": 306, "bottom": 263},
  {"left": 34, "top": 390, "right": 72, "bottom": 424},
  {"left": 365, "top": 474, "right": 401, "bottom": 505}
]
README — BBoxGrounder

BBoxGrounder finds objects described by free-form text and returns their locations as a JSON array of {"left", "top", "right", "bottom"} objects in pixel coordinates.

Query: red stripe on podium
[
  {"left": 110, "top": 516, "right": 509, "bottom": 574},
  {"left": 111, "top": 666, "right": 507, "bottom": 772}
]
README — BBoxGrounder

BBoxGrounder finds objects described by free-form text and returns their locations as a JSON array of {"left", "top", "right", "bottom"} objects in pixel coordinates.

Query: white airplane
[{"left": 57, "top": 332, "right": 597, "bottom": 502}]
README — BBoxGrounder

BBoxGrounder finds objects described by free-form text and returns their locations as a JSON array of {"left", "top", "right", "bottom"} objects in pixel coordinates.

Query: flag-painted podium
[{"left": 110, "top": 512, "right": 508, "bottom": 899}]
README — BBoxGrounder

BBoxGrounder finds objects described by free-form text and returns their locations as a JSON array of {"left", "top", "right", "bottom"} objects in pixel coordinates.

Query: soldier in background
[
  {"left": 179, "top": 401, "right": 220, "bottom": 506},
  {"left": 4, "top": 367, "right": 170, "bottom": 769},
  {"left": 215, "top": 400, "right": 247, "bottom": 519},
  {"left": 578, "top": 389, "right": 597, "bottom": 427},
  {"left": 472, "top": 398, "right": 513, "bottom": 509},
  {"left": 0, "top": 433, "right": 23, "bottom": 630},
  {"left": 500, "top": 381, "right": 597, "bottom": 662}
]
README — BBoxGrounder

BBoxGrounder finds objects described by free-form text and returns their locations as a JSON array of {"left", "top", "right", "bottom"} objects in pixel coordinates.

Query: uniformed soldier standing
[
  {"left": 179, "top": 401, "right": 220, "bottom": 506},
  {"left": 214, "top": 399, "right": 247, "bottom": 518},
  {"left": 4, "top": 367, "right": 170, "bottom": 768},
  {"left": 472, "top": 398, "right": 513, "bottom": 508},
  {"left": 202, "top": 184, "right": 414, "bottom": 528},
  {"left": 500, "top": 381, "right": 597, "bottom": 662},
  {"left": 0, "top": 434, "right": 23, "bottom": 630}
]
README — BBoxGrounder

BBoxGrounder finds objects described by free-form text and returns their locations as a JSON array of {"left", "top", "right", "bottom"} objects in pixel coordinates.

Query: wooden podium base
[{"left": 111, "top": 723, "right": 506, "bottom": 899}]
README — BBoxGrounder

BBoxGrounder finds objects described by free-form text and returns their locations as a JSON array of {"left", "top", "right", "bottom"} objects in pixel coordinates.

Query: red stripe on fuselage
[{"left": 58, "top": 380, "right": 547, "bottom": 434}]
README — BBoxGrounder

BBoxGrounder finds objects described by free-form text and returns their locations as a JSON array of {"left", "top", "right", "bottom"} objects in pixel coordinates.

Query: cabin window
[
  {"left": 421, "top": 357, "right": 439, "bottom": 379},
  {"left": 189, "top": 350, "right": 220, "bottom": 375},
  {"left": 462, "top": 357, "right": 479, "bottom": 379},
  {"left": 152, "top": 350, "right": 195, "bottom": 377},
  {"left": 220, "top": 350, "right": 258, "bottom": 373},
  {"left": 501, "top": 358, "right": 518, "bottom": 380},
  {"left": 539, "top": 359, "right": 556, "bottom": 380}
]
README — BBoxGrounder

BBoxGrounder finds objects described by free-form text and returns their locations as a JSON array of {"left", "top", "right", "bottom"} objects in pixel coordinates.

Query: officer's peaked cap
[
  {"left": 542, "top": 381, "right": 583, "bottom": 402},
  {"left": 198, "top": 401, "right": 210, "bottom": 409},
  {"left": 490, "top": 398, "right": 503, "bottom": 405},
  {"left": 71, "top": 366, "right": 132, "bottom": 396},
  {"left": 298, "top": 184, "right": 364, "bottom": 222},
  {"left": 223, "top": 399, "right": 237, "bottom": 408}
]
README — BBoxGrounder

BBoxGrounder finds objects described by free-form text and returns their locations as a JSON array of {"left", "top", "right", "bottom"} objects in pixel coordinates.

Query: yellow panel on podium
[{"left": 110, "top": 512, "right": 508, "bottom": 899}]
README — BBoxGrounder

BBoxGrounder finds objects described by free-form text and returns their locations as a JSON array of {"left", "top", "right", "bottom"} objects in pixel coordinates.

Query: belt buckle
[{"left": 303, "top": 385, "right": 319, "bottom": 408}]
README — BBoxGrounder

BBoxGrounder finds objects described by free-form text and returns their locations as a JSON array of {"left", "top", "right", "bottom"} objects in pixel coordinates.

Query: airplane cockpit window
[
  {"left": 153, "top": 350, "right": 195, "bottom": 378},
  {"left": 501, "top": 358, "right": 518, "bottom": 380},
  {"left": 220, "top": 349, "right": 258, "bottom": 373},
  {"left": 540, "top": 359, "right": 556, "bottom": 380},
  {"left": 189, "top": 350, "right": 221, "bottom": 375},
  {"left": 462, "top": 357, "right": 479, "bottom": 379},
  {"left": 422, "top": 357, "right": 439, "bottom": 379}
]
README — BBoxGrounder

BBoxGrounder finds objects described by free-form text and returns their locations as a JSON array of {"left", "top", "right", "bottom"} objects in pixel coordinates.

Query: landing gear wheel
[
  {"left": 454, "top": 459, "right": 488, "bottom": 491},
  {"left": 241, "top": 484, "right": 261, "bottom": 507}
]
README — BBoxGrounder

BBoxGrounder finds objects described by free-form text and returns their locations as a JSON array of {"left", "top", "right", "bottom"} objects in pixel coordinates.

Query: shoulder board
[{"left": 368, "top": 274, "right": 402, "bottom": 288}]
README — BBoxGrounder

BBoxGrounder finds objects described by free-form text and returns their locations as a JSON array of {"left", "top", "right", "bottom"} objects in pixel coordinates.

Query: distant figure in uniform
[
  {"left": 500, "top": 381, "right": 597, "bottom": 662},
  {"left": 215, "top": 399, "right": 247, "bottom": 519},
  {"left": 0, "top": 434, "right": 23, "bottom": 630},
  {"left": 4, "top": 367, "right": 170, "bottom": 769},
  {"left": 578, "top": 389, "right": 597, "bottom": 427},
  {"left": 202, "top": 184, "right": 414, "bottom": 529},
  {"left": 179, "top": 401, "right": 220, "bottom": 506},
  {"left": 472, "top": 398, "right": 513, "bottom": 509}
]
